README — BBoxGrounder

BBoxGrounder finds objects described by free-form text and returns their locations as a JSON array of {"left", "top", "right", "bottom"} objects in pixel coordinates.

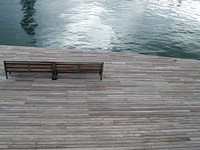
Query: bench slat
[
  {"left": 6, "top": 69, "right": 30, "bottom": 72},
  {"left": 29, "top": 69, "right": 52, "bottom": 72},
  {"left": 5, "top": 64, "right": 29, "bottom": 68}
]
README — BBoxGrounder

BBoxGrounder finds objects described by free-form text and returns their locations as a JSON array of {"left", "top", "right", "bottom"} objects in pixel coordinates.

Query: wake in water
[{"left": 0, "top": 0, "right": 200, "bottom": 60}]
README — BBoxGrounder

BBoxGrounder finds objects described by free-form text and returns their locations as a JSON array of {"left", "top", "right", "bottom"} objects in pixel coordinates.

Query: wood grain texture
[{"left": 0, "top": 45, "right": 200, "bottom": 149}]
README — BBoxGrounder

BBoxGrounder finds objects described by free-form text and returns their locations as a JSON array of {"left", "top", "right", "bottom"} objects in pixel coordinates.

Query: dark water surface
[{"left": 0, "top": 0, "right": 200, "bottom": 60}]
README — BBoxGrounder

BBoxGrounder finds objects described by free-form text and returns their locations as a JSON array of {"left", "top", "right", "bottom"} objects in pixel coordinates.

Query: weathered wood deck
[{"left": 0, "top": 45, "right": 200, "bottom": 149}]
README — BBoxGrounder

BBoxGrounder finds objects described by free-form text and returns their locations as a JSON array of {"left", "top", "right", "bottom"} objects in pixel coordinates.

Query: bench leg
[
  {"left": 53, "top": 74, "right": 57, "bottom": 80},
  {"left": 52, "top": 62, "right": 57, "bottom": 80},
  {"left": 52, "top": 72, "right": 57, "bottom": 80},
  {"left": 52, "top": 73, "right": 57, "bottom": 80},
  {"left": 52, "top": 72, "right": 55, "bottom": 80},
  {"left": 5, "top": 71, "right": 8, "bottom": 79},
  {"left": 100, "top": 73, "right": 103, "bottom": 81},
  {"left": 54, "top": 72, "right": 58, "bottom": 80}
]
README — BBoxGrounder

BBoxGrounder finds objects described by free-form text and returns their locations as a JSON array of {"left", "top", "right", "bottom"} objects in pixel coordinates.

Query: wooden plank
[{"left": 0, "top": 45, "right": 200, "bottom": 149}]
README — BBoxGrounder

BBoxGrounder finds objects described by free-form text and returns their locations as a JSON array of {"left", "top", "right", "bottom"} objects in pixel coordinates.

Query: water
[{"left": 0, "top": 0, "right": 200, "bottom": 60}]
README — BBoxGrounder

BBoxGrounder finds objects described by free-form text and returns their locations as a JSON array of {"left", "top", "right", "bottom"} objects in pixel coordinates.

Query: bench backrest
[
  {"left": 55, "top": 62, "right": 103, "bottom": 74},
  {"left": 55, "top": 62, "right": 104, "bottom": 80},
  {"left": 4, "top": 61, "right": 54, "bottom": 72}
]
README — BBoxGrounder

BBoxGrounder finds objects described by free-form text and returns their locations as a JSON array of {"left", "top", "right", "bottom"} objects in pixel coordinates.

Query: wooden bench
[
  {"left": 4, "top": 61, "right": 104, "bottom": 80},
  {"left": 4, "top": 61, "right": 55, "bottom": 80},
  {"left": 55, "top": 62, "right": 104, "bottom": 80}
]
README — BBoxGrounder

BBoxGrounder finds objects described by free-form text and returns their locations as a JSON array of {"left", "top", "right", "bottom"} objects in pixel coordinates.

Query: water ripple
[{"left": 0, "top": 0, "right": 200, "bottom": 60}]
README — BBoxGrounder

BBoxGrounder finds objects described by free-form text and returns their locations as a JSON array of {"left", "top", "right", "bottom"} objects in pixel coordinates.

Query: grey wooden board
[{"left": 0, "top": 45, "right": 200, "bottom": 149}]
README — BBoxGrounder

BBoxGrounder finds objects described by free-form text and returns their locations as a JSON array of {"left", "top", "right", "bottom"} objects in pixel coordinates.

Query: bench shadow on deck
[{"left": 0, "top": 45, "right": 200, "bottom": 149}]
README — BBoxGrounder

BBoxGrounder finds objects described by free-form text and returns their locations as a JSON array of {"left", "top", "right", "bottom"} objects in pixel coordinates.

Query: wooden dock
[{"left": 0, "top": 45, "right": 200, "bottom": 149}]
